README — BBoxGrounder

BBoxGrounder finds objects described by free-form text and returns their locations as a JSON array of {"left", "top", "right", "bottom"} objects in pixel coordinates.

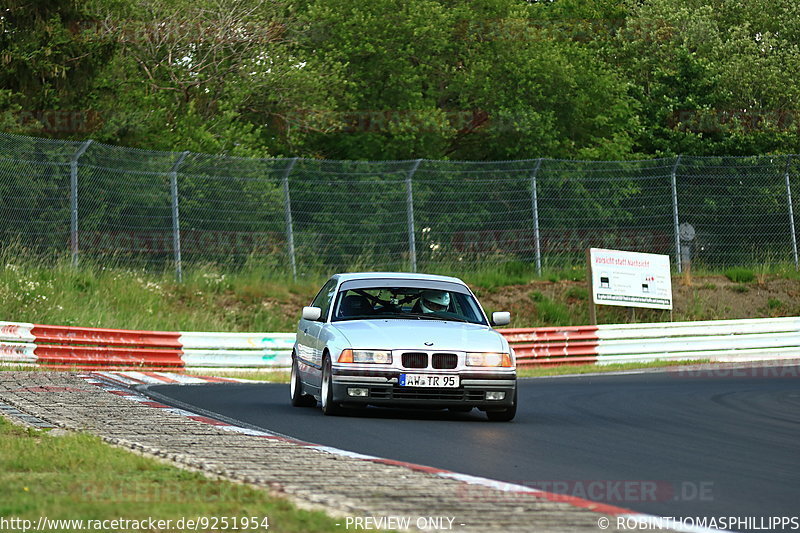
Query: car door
[{"left": 296, "top": 278, "right": 337, "bottom": 387}]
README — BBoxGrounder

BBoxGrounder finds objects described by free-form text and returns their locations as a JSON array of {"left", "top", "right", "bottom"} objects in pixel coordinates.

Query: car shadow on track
[{"left": 292, "top": 403, "right": 505, "bottom": 422}]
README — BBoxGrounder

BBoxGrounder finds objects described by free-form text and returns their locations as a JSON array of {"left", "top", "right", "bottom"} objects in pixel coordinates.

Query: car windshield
[{"left": 331, "top": 285, "right": 487, "bottom": 325}]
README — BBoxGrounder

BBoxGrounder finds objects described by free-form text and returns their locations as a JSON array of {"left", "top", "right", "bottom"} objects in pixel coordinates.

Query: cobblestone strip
[{"left": 0, "top": 372, "right": 674, "bottom": 533}]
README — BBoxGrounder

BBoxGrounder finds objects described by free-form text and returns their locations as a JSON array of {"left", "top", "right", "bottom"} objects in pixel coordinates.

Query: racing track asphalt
[{"left": 145, "top": 365, "right": 800, "bottom": 532}]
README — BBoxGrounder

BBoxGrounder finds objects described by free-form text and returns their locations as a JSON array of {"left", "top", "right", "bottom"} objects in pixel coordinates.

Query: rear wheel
[
  {"left": 320, "top": 356, "right": 342, "bottom": 416},
  {"left": 486, "top": 386, "right": 517, "bottom": 422},
  {"left": 290, "top": 357, "right": 316, "bottom": 407}
]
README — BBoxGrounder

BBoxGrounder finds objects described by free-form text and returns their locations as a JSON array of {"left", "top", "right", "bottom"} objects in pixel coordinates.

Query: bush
[
  {"left": 528, "top": 291, "right": 571, "bottom": 325},
  {"left": 565, "top": 286, "right": 588, "bottom": 300},
  {"left": 536, "top": 298, "right": 572, "bottom": 325},
  {"left": 528, "top": 291, "right": 545, "bottom": 302},
  {"left": 724, "top": 268, "right": 755, "bottom": 283}
]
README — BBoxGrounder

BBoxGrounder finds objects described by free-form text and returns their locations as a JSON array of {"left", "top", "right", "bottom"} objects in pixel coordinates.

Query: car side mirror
[
  {"left": 302, "top": 306, "right": 322, "bottom": 321},
  {"left": 491, "top": 311, "right": 511, "bottom": 326}
]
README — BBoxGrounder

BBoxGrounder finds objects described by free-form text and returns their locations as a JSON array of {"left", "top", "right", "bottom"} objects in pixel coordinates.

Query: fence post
[
  {"left": 169, "top": 151, "right": 189, "bottom": 282},
  {"left": 670, "top": 155, "right": 683, "bottom": 273},
  {"left": 406, "top": 159, "right": 422, "bottom": 273},
  {"left": 282, "top": 157, "right": 299, "bottom": 279},
  {"left": 529, "top": 158, "right": 544, "bottom": 276},
  {"left": 69, "top": 139, "right": 93, "bottom": 267},
  {"left": 785, "top": 155, "right": 799, "bottom": 270}
]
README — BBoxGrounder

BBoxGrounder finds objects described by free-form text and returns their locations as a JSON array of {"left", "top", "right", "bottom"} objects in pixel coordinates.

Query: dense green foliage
[{"left": 2, "top": 0, "right": 799, "bottom": 160}]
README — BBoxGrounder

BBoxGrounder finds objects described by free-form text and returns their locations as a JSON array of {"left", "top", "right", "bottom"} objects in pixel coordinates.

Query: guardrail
[
  {"left": 0, "top": 322, "right": 293, "bottom": 370},
  {"left": 503, "top": 317, "right": 800, "bottom": 367},
  {"left": 2, "top": 317, "right": 798, "bottom": 371}
]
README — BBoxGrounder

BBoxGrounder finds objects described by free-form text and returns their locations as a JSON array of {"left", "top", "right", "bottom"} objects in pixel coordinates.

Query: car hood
[{"left": 331, "top": 319, "right": 506, "bottom": 353}]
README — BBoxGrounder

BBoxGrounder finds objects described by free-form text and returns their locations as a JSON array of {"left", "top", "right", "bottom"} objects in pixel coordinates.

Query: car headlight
[
  {"left": 338, "top": 349, "right": 392, "bottom": 364},
  {"left": 466, "top": 352, "right": 512, "bottom": 367}
]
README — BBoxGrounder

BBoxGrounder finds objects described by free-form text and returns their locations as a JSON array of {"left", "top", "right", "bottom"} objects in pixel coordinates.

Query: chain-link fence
[{"left": 1, "top": 131, "right": 798, "bottom": 278}]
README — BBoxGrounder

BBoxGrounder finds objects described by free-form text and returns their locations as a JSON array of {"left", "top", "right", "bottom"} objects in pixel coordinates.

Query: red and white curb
[
  {"left": 91, "top": 371, "right": 248, "bottom": 386},
  {"left": 75, "top": 372, "right": 724, "bottom": 533}
]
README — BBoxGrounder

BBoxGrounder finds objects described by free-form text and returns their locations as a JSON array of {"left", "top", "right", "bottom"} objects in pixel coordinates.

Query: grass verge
[
  {"left": 516, "top": 359, "right": 709, "bottom": 378},
  {"left": 187, "top": 369, "right": 292, "bottom": 382},
  {"left": 2, "top": 251, "right": 800, "bottom": 331},
  {"left": 0, "top": 416, "right": 341, "bottom": 532},
  {"left": 0, "top": 251, "right": 323, "bottom": 332}
]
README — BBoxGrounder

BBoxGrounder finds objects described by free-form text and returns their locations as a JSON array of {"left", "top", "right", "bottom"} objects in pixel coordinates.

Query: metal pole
[
  {"left": 670, "top": 155, "right": 683, "bottom": 273},
  {"left": 70, "top": 139, "right": 93, "bottom": 267},
  {"left": 529, "top": 158, "right": 544, "bottom": 276},
  {"left": 586, "top": 248, "right": 597, "bottom": 325},
  {"left": 170, "top": 151, "right": 189, "bottom": 282},
  {"left": 406, "top": 159, "right": 422, "bottom": 273},
  {"left": 785, "top": 155, "right": 799, "bottom": 270},
  {"left": 282, "top": 157, "right": 299, "bottom": 279}
]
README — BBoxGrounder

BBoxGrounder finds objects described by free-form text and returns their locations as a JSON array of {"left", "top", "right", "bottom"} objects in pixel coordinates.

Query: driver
[{"left": 417, "top": 290, "right": 450, "bottom": 313}]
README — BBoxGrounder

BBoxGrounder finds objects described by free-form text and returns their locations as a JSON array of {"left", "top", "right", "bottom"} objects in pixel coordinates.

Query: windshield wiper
[
  {"left": 370, "top": 312, "right": 417, "bottom": 319},
  {"left": 366, "top": 312, "right": 441, "bottom": 321},
  {"left": 333, "top": 314, "right": 376, "bottom": 321},
  {"left": 404, "top": 313, "right": 469, "bottom": 322}
]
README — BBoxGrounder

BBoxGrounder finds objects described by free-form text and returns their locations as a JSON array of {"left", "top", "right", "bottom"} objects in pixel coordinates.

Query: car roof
[{"left": 332, "top": 272, "right": 467, "bottom": 285}]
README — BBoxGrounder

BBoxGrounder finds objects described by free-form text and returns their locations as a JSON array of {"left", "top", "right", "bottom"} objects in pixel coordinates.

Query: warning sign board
[{"left": 589, "top": 248, "right": 673, "bottom": 310}]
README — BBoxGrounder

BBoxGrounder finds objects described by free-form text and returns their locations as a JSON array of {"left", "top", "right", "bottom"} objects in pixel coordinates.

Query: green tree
[
  {"left": 291, "top": 0, "right": 640, "bottom": 160},
  {"left": 84, "top": 0, "right": 344, "bottom": 156},
  {"left": 449, "top": 0, "right": 639, "bottom": 160},
  {"left": 294, "top": 0, "right": 458, "bottom": 159},
  {"left": 0, "top": 0, "right": 115, "bottom": 136},
  {"left": 609, "top": 0, "right": 800, "bottom": 156}
]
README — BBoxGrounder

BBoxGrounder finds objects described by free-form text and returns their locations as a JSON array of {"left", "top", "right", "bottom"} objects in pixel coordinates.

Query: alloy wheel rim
[
  {"left": 321, "top": 364, "right": 329, "bottom": 407},
  {"left": 290, "top": 361, "right": 297, "bottom": 399}
]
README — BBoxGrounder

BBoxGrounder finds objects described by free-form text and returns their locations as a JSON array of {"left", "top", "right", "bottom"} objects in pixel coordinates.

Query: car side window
[{"left": 311, "top": 279, "right": 337, "bottom": 321}]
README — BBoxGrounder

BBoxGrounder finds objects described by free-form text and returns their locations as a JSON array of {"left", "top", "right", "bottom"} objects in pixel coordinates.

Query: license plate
[{"left": 399, "top": 374, "right": 459, "bottom": 388}]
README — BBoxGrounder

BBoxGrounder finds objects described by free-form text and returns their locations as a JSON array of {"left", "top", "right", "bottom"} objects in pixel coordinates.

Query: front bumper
[{"left": 331, "top": 367, "right": 516, "bottom": 409}]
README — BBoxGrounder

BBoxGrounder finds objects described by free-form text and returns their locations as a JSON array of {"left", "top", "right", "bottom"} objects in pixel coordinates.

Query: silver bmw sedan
[{"left": 291, "top": 272, "right": 517, "bottom": 421}]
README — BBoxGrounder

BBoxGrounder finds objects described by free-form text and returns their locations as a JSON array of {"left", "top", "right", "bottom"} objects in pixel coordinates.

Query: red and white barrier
[
  {"left": 178, "top": 332, "right": 294, "bottom": 368},
  {"left": 502, "top": 317, "right": 800, "bottom": 367},
  {"left": 3, "top": 316, "right": 799, "bottom": 371},
  {"left": 501, "top": 325, "right": 601, "bottom": 366},
  {"left": 0, "top": 321, "right": 292, "bottom": 370}
]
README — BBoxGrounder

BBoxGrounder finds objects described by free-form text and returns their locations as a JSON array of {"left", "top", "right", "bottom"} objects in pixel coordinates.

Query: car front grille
[
  {"left": 366, "top": 386, "right": 485, "bottom": 402},
  {"left": 368, "top": 387, "right": 391, "bottom": 399},
  {"left": 402, "top": 352, "right": 428, "bottom": 369},
  {"left": 431, "top": 352, "right": 458, "bottom": 369}
]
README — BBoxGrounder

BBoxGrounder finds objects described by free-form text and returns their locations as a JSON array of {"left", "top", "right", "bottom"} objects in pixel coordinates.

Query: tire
[
  {"left": 486, "top": 386, "right": 517, "bottom": 422},
  {"left": 290, "top": 357, "right": 316, "bottom": 407},
  {"left": 320, "top": 356, "right": 342, "bottom": 416}
]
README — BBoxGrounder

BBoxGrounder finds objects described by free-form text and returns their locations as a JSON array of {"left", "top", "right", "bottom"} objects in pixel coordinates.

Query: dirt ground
[{"left": 474, "top": 275, "right": 800, "bottom": 327}]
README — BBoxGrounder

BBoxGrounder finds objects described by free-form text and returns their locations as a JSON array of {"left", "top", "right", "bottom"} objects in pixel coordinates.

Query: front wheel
[
  {"left": 486, "top": 386, "right": 517, "bottom": 422},
  {"left": 290, "top": 357, "right": 316, "bottom": 407},
  {"left": 320, "top": 356, "right": 342, "bottom": 416}
]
